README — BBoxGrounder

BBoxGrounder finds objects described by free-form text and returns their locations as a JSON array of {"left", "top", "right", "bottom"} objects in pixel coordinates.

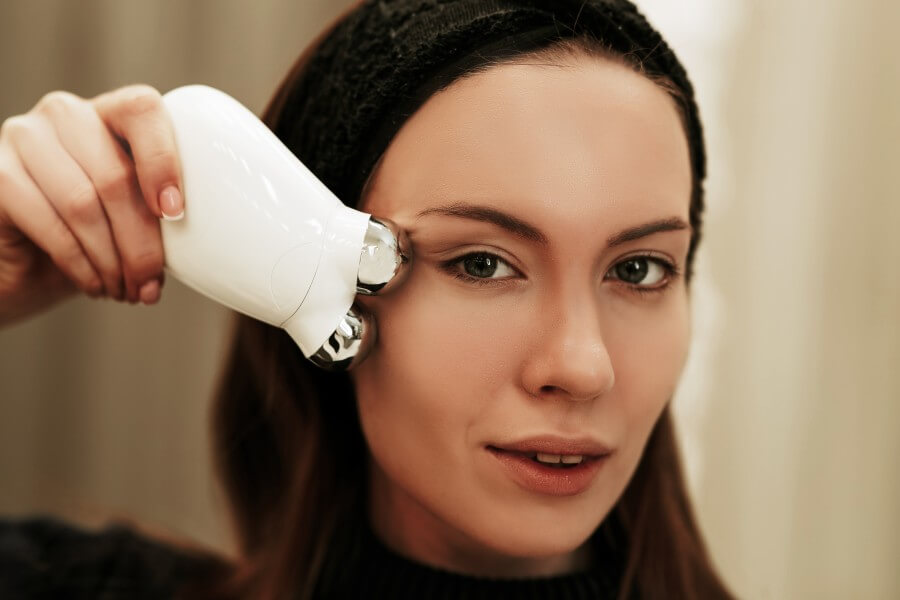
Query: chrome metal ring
[{"left": 308, "top": 306, "right": 375, "bottom": 371}]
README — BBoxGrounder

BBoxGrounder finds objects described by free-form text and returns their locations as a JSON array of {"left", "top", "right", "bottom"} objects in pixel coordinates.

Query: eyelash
[
  {"left": 612, "top": 257, "right": 680, "bottom": 296},
  {"left": 440, "top": 251, "right": 681, "bottom": 295}
]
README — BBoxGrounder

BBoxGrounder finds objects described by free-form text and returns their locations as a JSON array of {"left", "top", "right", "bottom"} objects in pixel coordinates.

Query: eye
[
  {"left": 442, "top": 252, "right": 518, "bottom": 284},
  {"left": 607, "top": 256, "right": 675, "bottom": 289}
]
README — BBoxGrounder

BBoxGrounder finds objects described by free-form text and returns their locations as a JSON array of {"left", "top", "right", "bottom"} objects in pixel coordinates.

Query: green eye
[
  {"left": 462, "top": 254, "right": 500, "bottom": 278},
  {"left": 444, "top": 252, "right": 518, "bottom": 284}
]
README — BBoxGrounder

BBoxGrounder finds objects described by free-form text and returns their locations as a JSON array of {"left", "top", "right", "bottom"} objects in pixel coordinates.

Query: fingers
[
  {"left": 11, "top": 111, "right": 126, "bottom": 301},
  {"left": 0, "top": 137, "right": 103, "bottom": 297},
  {"left": 0, "top": 85, "right": 179, "bottom": 308},
  {"left": 91, "top": 85, "right": 184, "bottom": 220},
  {"left": 38, "top": 91, "right": 165, "bottom": 303}
]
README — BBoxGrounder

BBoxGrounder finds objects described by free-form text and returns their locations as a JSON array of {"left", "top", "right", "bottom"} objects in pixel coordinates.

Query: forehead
[{"left": 361, "top": 56, "right": 692, "bottom": 236}]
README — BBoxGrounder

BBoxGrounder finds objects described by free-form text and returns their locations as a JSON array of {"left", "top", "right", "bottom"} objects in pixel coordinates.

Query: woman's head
[
  {"left": 205, "top": 1, "right": 729, "bottom": 599},
  {"left": 351, "top": 48, "right": 692, "bottom": 573},
  {"left": 271, "top": 0, "right": 705, "bottom": 269}
]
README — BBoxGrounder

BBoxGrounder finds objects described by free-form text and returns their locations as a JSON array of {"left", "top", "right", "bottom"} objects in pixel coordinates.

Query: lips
[
  {"left": 488, "top": 447, "right": 601, "bottom": 469},
  {"left": 487, "top": 435, "right": 613, "bottom": 459},
  {"left": 485, "top": 440, "right": 611, "bottom": 496}
]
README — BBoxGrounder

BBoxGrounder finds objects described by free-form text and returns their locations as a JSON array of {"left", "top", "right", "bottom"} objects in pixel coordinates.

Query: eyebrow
[
  {"left": 606, "top": 216, "right": 691, "bottom": 247},
  {"left": 415, "top": 202, "right": 691, "bottom": 247},
  {"left": 417, "top": 203, "right": 548, "bottom": 244}
]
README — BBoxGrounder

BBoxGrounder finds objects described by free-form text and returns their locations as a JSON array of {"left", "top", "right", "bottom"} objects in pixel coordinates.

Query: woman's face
[{"left": 350, "top": 54, "right": 693, "bottom": 577}]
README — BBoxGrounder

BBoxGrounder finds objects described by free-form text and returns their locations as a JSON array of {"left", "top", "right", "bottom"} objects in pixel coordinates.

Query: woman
[{"left": 0, "top": 0, "right": 733, "bottom": 598}]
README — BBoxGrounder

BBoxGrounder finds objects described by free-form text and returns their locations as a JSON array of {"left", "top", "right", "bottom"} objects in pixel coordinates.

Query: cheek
[
  {"left": 350, "top": 268, "right": 692, "bottom": 555},
  {"left": 351, "top": 267, "right": 524, "bottom": 472},
  {"left": 603, "top": 293, "right": 690, "bottom": 452}
]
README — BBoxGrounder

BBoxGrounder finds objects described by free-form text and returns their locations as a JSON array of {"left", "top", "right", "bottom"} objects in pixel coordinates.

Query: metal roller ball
[
  {"left": 308, "top": 306, "right": 376, "bottom": 371},
  {"left": 356, "top": 217, "right": 411, "bottom": 296}
]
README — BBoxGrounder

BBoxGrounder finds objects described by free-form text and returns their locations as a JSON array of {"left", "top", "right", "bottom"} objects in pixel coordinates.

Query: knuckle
[
  {"left": 125, "top": 244, "right": 164, "bottom": 280},
  {"left": 100, "top": 265, "right": 124, "bottom": 290},
  {"left": 65, "top": 184, "right": 100, "bottom": 224},
  {"left": 0, "top": 115, "right": 32, "bottom": 143},
  {"left": 0, "top": 116, "right": 14, "bottom": 139},
  {"left": 35, "top": 90, "right": 81, "bottom": 117},
  {"left": 84, "top": 278, "right": 104, "bottom": 296},
  {"left": 117, "top": 84, "right": 163, "bottom": 120},
  {"left": 95, "top": 164, "right": 135, "bottom": 201},
  {"left": 122, "top": 83, "right": 161, "bottom": 98}
]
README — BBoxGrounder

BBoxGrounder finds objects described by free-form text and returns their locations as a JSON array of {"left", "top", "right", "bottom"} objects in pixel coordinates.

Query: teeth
[
  {"left": 533, "top": 453, "right": 585, "bottom": 465},
  {"left": 536, "top": 452, "right": 562, "bottom": 464}
]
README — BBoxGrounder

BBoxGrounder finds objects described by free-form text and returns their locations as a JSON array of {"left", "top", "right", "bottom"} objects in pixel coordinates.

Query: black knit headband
[{"left": 276, "top": 0, "right": 706, "bottom": 266}]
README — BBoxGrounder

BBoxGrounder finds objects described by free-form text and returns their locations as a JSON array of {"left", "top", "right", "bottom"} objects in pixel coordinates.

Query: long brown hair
[{"left": 193, "top": 4, "right": 734, "bottom": 599}]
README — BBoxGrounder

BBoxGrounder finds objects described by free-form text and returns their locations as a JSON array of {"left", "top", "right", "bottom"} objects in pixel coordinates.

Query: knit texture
[
  {"left": 0, "top": 516, "right": 627, "bottom": 599},
  {"left": 274, "top": 0, "right": 706, "bottom": 270},
  {"left": 0, "top": 517, "right": 220, "bottom": 600},
  {"left": 314, "top": 512, "right": 627, "bottom": 599}
]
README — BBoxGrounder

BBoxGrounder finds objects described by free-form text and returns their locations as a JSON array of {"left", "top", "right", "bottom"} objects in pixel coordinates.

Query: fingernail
[
  {"left": 139, "top": 279, "right": 161, "bottom": 304},
  {"left": 160, "top": 186, "right": 184, "bottom": 221}
]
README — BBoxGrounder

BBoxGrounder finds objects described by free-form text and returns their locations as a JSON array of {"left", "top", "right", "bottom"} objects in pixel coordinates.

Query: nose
[{"left": 520, "top": 291, "right": 615, "bottom": 402}]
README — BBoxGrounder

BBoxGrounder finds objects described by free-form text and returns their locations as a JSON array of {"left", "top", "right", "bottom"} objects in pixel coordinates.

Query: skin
[
  {"left": 0, "top": 39, "right": 691, "bottom": 584},
  {"left": 350, "top": 54, "right": 694, "bottom": 579},
  {"left": 0, "top": 85, "right": 183, "bottom": 326}
]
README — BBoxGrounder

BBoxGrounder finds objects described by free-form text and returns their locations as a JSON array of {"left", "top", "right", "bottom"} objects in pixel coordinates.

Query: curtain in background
[
  {"left": 661, "top": 2, "right": 900, "bottom": 598},
  {"left": 0, "top": 0, "right": 353, "bottom": 558},
  {"left": 0, "top": 1, "right": 897, "bottom": 598}
]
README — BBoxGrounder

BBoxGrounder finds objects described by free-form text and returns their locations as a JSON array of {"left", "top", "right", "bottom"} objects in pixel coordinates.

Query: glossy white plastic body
[{"left": 160, "top": 85, "right": 371, "bottom": 357}]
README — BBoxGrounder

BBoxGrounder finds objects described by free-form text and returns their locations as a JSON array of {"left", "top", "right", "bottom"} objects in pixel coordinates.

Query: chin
[{"left": 460, "top": 498, "right": 606, "bottom": 560}]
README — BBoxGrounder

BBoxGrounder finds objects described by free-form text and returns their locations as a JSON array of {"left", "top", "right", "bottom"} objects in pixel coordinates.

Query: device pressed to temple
[{"left": 160, "top": 85, "right": 410, "bottom": 370}]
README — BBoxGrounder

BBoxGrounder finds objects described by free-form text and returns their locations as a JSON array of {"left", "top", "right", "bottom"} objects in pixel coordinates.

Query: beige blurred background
[{"left": 0, "top": 1, "right": 898, "bottom": 598}]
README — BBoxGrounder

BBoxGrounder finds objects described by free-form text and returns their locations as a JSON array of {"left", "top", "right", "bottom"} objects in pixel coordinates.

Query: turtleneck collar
[{"left": 313, "top": 515, "right": 625, "bottom": 599}]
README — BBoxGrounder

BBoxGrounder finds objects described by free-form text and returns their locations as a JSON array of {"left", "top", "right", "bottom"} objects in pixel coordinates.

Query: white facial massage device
[{"left": 159, "top": 85, "right": 410, "bottom": 370}]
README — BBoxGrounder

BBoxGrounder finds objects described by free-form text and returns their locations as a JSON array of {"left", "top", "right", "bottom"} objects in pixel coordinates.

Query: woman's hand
[{"left": 0, "top": 85, "right": 183, "bottom": 327}]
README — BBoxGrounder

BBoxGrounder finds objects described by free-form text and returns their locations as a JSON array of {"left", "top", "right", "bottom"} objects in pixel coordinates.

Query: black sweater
[{"left": 0, "top": 516, "right": 624, "bottom": 598}]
